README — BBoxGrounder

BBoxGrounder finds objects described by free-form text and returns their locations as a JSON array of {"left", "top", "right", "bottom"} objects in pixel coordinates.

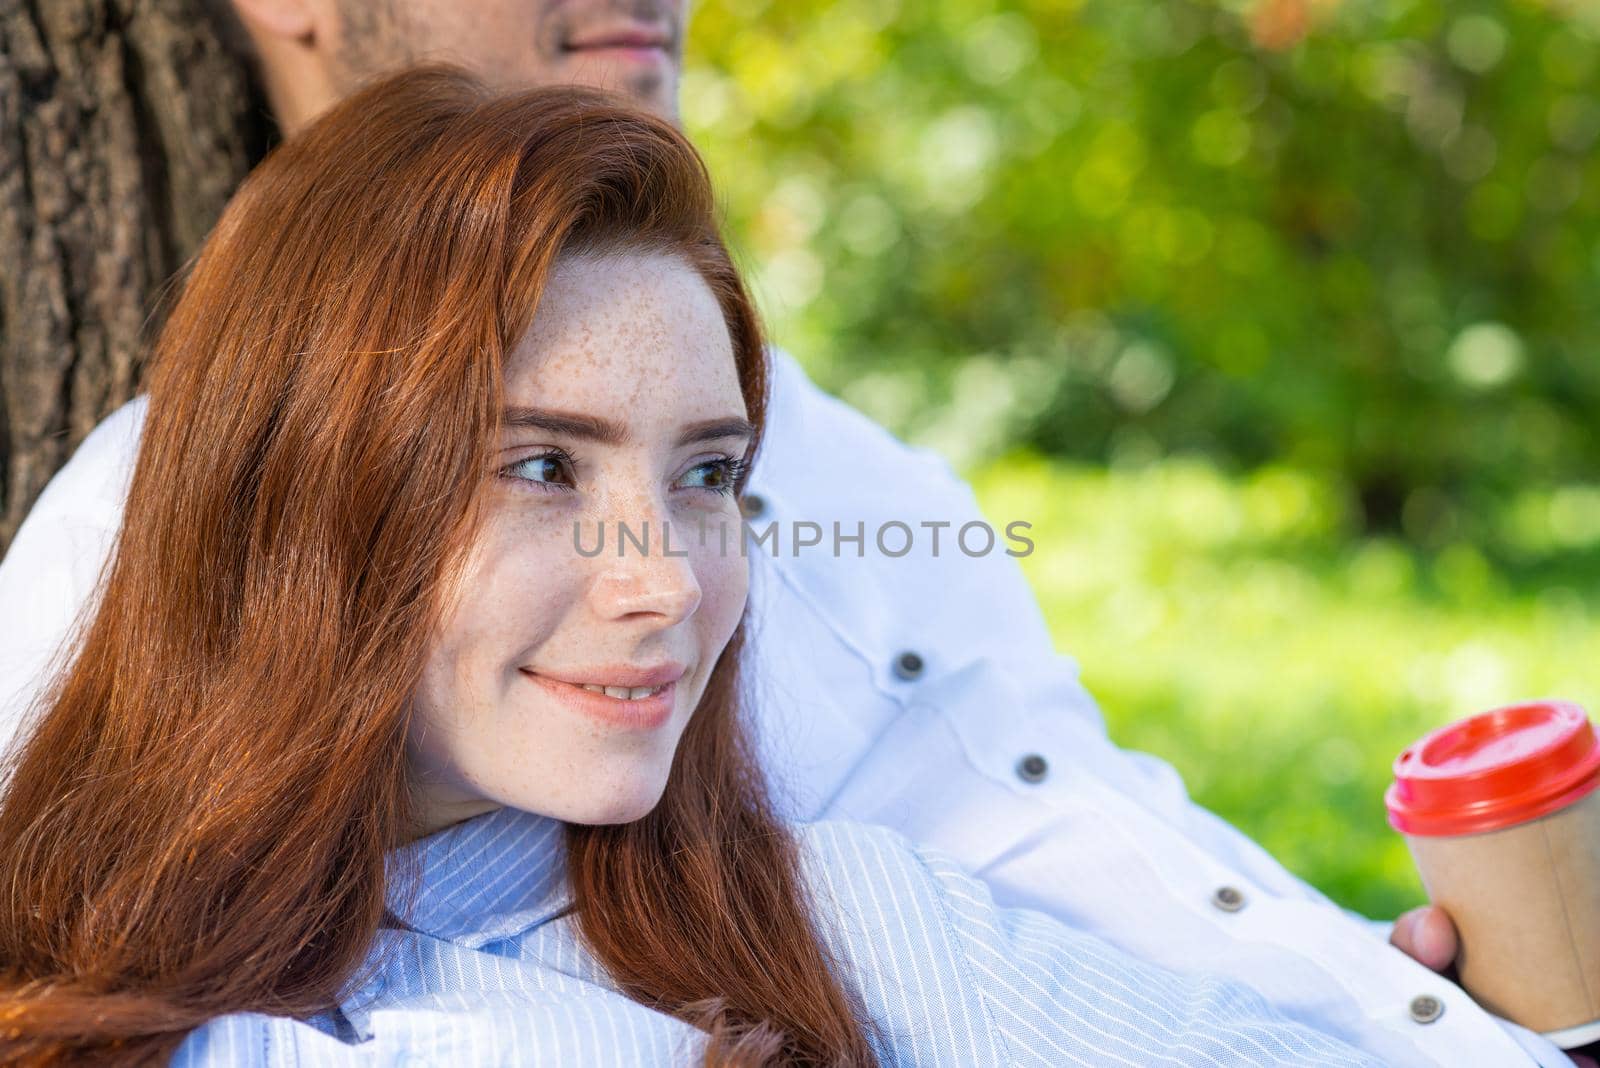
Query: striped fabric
[{"left": 171, "top": 806, "right": 1378, "bottom": 1066}]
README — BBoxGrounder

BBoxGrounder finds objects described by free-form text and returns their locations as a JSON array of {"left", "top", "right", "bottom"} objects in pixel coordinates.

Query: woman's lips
[{"left": 521, "top": 669, "right": 678, "bottom": 731}]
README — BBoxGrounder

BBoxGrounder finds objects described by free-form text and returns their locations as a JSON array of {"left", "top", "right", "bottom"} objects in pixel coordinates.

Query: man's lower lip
[
  {"left": 522, "top": 671, "right": 677, "bottom": 730},
  {"left": 565, "top": 45, "right": 670, "bottom": 63}
]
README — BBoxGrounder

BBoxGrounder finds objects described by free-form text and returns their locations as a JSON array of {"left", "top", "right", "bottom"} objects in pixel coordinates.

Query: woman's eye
[
  {"left": 502, "top": 451, "right": 576, "bottom": 492},
  {"left": 676, "top": 456, "right": 745, "bottom": 495}
]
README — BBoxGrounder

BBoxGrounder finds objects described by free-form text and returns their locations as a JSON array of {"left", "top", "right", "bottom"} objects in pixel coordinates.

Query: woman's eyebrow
[
  {"left": 677, "top": 418, "right": 755, "bottom": 447},
  {"left": 502, "top": 407, "right": 626, "bottom": 445},
  {"left": 501, "top": 408, "right": 754, "bottom": 449}
]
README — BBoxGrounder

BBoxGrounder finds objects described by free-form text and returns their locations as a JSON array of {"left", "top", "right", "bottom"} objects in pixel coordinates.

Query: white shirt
[
  {"left": 0, "top": 351, "right": 1570, "bottom": 1067},
  {"left": 174, "top": 808, "right": 1383, "bottom": 1066}
]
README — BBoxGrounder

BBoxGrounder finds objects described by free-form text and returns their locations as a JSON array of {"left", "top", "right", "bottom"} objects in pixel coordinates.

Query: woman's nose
[{"left": 586, "top": 518, "right": 703, "bottom": 624}]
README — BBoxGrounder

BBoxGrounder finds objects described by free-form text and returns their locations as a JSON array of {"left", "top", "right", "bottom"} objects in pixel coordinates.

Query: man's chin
[
  {"left": 560, "top": 63, "right": 679, "bottom": 120},
  {"left": 632, "top": 77, "right": 680, "bottom": 122}
]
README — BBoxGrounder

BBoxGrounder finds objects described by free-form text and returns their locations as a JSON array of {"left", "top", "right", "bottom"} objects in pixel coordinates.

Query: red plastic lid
[{"left": 1386, "top": 700, "right": 1600, "bottom": 837}]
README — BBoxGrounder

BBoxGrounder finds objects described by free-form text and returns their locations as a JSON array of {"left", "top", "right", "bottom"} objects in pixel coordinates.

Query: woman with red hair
[{"left": 0, "top": 67, "right": 1373, "bottom": 1067}]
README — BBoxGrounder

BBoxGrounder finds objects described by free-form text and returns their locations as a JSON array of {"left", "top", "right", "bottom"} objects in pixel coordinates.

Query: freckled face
[{"left": 407, "top": 252, "right": 751, "bottom": 835}]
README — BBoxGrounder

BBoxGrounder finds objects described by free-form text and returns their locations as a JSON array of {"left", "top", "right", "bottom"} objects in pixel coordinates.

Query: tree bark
[{"left": 0, "top": 0, "right": 272, "bottom": 549}]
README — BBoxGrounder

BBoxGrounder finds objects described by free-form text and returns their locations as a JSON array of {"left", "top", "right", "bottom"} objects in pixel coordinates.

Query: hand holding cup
[{"left": 1387, "top": 701, "right": 1600, "bottom": 1052}]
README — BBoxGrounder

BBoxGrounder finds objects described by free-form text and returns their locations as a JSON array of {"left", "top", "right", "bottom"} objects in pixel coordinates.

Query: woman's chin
[{"left": 555, "top": 780, "right": 670, "bottom": 827}]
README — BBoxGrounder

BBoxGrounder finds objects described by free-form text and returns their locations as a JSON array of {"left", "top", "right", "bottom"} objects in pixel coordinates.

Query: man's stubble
[{"left": 330, "top": 0, "right": 411, "bottom": 92}]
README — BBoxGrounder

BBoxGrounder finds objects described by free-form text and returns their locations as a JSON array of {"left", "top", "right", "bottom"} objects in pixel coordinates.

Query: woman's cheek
[
  {"left": 483, "top": 498, "right": 584, "bottom": 587},
  {"left": 440, "top": 506, "right": 579, "bottom": 681},
  {"left": 693, "top": 533, "right": 749, "bottom": 648}
]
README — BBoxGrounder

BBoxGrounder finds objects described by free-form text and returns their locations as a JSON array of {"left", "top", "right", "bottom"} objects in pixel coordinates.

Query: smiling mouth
[
  {"left": 575, "top": 683, "right": 667, "bottom": 700},
  {"left": 528, "top": 661, "right": 686, "bottom": 689},
  {"left": 521, "top": 670, "right": 681, "bottom": 731}
]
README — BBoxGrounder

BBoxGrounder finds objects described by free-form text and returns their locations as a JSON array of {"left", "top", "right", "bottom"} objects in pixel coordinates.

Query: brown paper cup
[{"left": 1404, "top": 784, "right": 1600, "bottom": 1041}]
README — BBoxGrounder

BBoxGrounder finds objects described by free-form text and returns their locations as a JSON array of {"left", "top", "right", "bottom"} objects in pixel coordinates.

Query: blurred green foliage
[
  {"left": 685, "top": 0, "right": 1600, "bottom": 533},
  {"left": 971, "top": 453, "right": 1600, "bottom": 918},
  {"left": 684, "top": 1, "right": 1600, "bottom": 916}
]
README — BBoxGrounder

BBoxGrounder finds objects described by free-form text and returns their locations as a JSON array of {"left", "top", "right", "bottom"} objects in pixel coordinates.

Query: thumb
[{"left": 1391, "top": 906, "right": 1459, "bottom": 973}]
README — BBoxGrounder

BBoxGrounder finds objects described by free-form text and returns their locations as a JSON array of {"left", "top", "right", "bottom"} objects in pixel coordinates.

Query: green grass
[{"left": 969, "top": 453, "right": 1600, "bottom": 920}]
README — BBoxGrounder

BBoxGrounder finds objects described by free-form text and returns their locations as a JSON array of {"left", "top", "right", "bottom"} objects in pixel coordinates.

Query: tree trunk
[{"left": 0, "top": 0, "right": 272, "bottom": 550}]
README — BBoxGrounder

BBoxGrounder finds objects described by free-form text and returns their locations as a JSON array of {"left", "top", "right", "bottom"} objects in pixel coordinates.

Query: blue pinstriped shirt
[{"left": 170, "top": 806, "right": 1378, "bottom": 1066}]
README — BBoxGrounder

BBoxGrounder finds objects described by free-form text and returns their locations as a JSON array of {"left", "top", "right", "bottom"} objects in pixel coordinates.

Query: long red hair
[{"left": 0, "top": 66, "right": 877, "bottom": 1066}]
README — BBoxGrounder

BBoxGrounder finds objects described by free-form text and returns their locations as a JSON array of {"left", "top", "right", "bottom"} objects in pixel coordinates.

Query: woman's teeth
[{"left": 578, "top": 683, "right": 664, "bottom": 700}]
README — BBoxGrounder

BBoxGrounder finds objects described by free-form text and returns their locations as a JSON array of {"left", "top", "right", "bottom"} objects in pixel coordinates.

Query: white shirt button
[
  {"left": 1016, "top": 753, "right": 1049, "bottom": 783},
  {"left": 1409, "top": 994, "right": 1444, "bottom": 1024},
  {"left": 892, "top": 650, "right": 925, "bottom": 680},
  {"left": 1211, "top": 885, "right": 1247, "bottom": 912}
]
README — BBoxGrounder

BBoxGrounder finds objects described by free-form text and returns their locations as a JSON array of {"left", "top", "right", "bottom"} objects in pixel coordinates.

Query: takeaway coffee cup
[{"left": 1386, "top": 700, "right": 1600, "bottom": 1048}]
